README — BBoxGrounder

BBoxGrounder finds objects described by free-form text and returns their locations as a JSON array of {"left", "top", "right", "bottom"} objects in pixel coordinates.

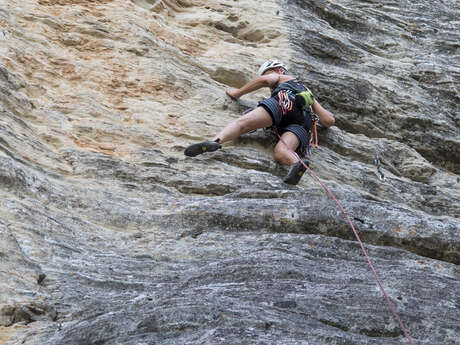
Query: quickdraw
[
  {"left": 309, "top": 113, "right": 319, "bottom": 149},
  {"left": 278, "top": 90, "right": 293, "bottom": 115}
]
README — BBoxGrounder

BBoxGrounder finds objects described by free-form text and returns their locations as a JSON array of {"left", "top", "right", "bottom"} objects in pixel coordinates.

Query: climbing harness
[
  {"left": 276, "top": 133, "right": 415, "bottom": 345},
  {"left": 275, "top": 84, "right": 319, "bottom": 154}
]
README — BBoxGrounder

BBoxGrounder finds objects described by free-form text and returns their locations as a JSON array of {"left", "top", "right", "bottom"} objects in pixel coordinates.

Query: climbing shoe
[
  {"left": 184, "top": 140, "right": 221, "bottom": 157},
  {"left": 295, "top": 90, "right": 314, "bottom": 111},
  {"left": 283, "top": 158, "right": 310, "bottom": 185}
]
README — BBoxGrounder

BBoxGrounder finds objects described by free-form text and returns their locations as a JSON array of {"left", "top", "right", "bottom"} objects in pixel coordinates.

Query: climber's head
[{"left": 257, "top": 60, "right": 288, "bottom": 76}]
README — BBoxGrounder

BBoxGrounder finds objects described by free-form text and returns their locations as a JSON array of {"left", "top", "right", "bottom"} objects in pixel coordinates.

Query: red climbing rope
[{"left": 276, "top": 133, "right": 415, "bottom": 345}]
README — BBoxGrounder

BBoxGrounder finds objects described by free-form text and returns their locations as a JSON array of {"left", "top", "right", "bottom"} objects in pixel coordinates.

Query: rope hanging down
[{"left": 276, "top": 133, "right": 415, "bottom": 345}]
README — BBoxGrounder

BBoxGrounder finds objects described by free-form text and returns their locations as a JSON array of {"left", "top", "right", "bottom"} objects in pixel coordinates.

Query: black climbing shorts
[
  {"left": 279, "top": 124, "right": 309, "bottom": 154},
  {"left": 259, "top": 96, "right": 284, "bottom": 126},
  {"left": 258, "top": 97, "right": 309, "bottom": 153}
]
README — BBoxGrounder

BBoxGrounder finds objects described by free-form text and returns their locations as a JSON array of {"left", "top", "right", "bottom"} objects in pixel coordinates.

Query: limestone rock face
[{"left": 0, "top": 0, "right": 459, "bottom": 344}]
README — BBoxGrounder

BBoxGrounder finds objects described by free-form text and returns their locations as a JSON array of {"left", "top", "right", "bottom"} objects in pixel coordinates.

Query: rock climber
[{"left": 184, "top": 60, "right": 335, "bottom": 185}]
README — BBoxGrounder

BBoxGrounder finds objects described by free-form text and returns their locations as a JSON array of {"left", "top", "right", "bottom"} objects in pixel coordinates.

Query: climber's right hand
[{"left": 226, "top": 88, "right": 239, "bottom": 100}]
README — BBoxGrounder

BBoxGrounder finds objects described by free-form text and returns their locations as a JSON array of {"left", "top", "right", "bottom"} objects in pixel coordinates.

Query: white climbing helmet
[{"left": 257, "top": 60, "right": 288, "bottom": 76}]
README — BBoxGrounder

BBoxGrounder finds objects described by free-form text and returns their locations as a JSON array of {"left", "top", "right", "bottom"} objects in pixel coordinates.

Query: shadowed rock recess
[{"left": 0, "top": 0, "right": 459, "bottom": 344}]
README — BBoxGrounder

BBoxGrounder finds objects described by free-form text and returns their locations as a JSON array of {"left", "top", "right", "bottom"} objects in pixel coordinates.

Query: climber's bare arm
[
  {"left": 226, "top": 74, "right": 280, "bottom": 99},
  {"left": 312, "top": 100, "right": 335, "bottom": 128}
]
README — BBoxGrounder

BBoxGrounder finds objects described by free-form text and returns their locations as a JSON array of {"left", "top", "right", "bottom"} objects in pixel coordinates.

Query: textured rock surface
[{"left": 0, "top": 0, "right": 459, "bottom": 344}]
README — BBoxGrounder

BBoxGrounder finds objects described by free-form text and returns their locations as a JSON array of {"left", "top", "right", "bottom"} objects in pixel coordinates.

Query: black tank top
[{"left": 271, "top": 79, "right": 307, "bottom": 97}]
